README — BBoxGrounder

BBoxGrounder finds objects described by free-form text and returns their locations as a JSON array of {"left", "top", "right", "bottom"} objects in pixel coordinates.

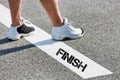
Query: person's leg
[
  {"left": 39, "top": 0, "right": 84, "bottom": 40},
  {"left": 39, "top": 0, "right": 64, "bottom": 27},
  {"left": 8, "top": 0, "right": 23, "bottom": 26},
  {"left": 8, "top": 0, "right": 34, "bottom": 40}
]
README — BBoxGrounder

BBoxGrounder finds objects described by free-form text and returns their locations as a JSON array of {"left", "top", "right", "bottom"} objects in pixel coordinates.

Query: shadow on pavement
[
  {"left": 0, "top": 38, "right": 58, "bottom": 56},
  {"left": 0, "top": 38, "right": 14, "bottom": 45},
  {"left": 0, "top": 37, "right": 73, "bottom": 56},
  {"left": 34, "top": 39, "right": 58, "bottom": 46},
  {"left": 0, "top": 38, "right": 35, "bottom": 56}
]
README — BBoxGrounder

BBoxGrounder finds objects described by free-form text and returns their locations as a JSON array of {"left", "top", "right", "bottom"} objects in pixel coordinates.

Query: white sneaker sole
[
  {"left": 8, "top": 31, "right": 34, "bottom": 41},
  {"left": 52, "top": 29, "right": 84, "bottom": 41}
]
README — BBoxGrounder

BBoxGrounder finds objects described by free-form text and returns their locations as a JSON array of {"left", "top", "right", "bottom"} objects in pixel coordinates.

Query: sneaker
[
  {"left": 52, "top": 18, "right": 84, "bottom": 40},
  {"left": 7, "top": 23, "right": 35, "bottom": 40}
]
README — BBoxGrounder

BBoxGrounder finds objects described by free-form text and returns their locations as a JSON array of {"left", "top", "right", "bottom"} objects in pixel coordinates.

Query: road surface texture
[{"left": 0, "top": 0, "right": 120, "bottom": 80}]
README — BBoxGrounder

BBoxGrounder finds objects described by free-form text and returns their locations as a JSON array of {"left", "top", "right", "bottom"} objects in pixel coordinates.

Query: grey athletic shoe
[
  {"left": 7, "top": 23, "right": 35, "bottom": 40},
  {"left": 52, "top": 18, "right": 84, "bottom": 40}
]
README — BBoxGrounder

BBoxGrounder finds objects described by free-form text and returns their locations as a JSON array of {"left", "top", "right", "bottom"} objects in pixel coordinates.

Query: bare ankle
[
  {"left": 11, "top": 18, "right": 23, "bottom": 27},
  {"left": 53, "top": 18, "right": 64, "bottom": 27}
]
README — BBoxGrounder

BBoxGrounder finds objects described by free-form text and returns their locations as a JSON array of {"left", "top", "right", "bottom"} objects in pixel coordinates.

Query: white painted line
[{"left": 0, "top": 4, "right": 113, "bottom": 79}]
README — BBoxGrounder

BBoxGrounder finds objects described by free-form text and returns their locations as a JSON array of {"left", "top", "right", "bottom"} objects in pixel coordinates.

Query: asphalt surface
[{"left": 0, "top": 0, "right": 120, "bottom": 80}]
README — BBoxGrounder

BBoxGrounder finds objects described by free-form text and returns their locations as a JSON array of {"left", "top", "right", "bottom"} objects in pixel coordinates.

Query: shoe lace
[
  {"left": 22, "top": 18, "right": 34, "bottom": 28},
  {"left": 67, "top": 21, "right": 76, "bottom": 31},
  {"left": 23, "top": 18, "right": 32, "bottom": 24}
]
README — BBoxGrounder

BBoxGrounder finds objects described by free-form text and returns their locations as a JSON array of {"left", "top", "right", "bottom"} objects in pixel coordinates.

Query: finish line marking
[{"left": 0, "top": 4, "right": 112, "bottom": 79}]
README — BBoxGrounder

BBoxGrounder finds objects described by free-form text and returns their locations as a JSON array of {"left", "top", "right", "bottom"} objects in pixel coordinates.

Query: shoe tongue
[
  {"left": 11, "top": 24, "right": 22, "bottom": 28},
  {"left": 63, "top": 18, "right": 68, "bottom": 25},
  {"left": 53, "top": 18, "right": 68, "bottom": 29}
]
